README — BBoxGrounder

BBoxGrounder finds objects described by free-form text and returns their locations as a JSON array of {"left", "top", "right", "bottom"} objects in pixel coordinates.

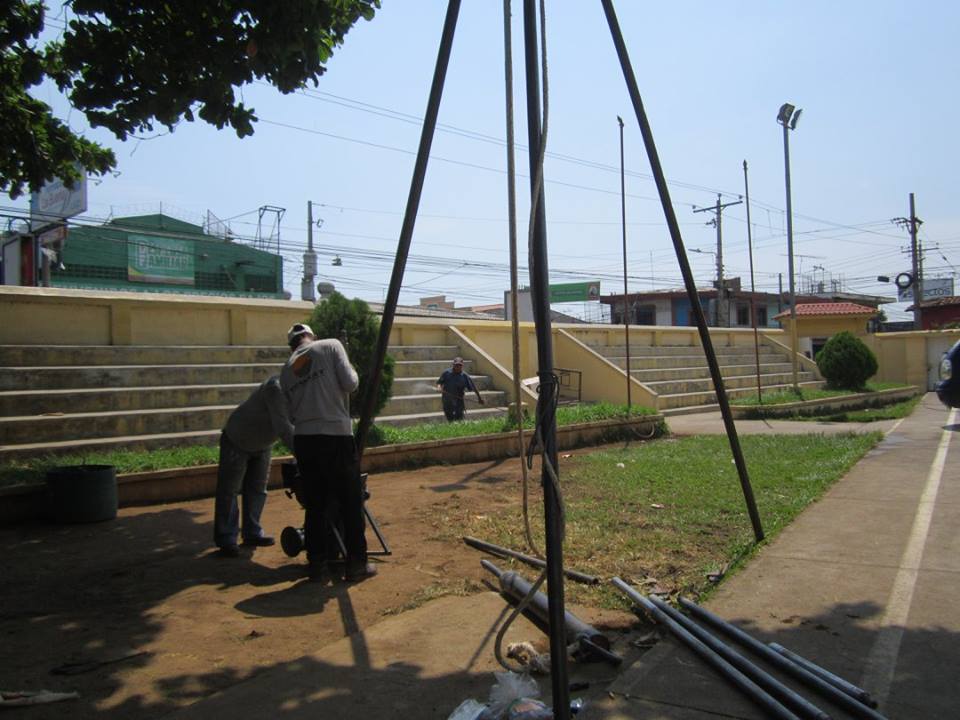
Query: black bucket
[{"left": 46, "top": 465, "right": 118, "bottom": 523}]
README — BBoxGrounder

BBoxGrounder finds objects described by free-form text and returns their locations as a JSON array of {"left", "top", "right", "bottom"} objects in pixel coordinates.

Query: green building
[{"left": 51, "top": 214, "right": 285, "bottom": 298}]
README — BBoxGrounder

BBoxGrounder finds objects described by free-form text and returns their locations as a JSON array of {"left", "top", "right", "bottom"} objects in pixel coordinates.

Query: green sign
[
  {"left": 549, "top": 281, "right": 600, "bottom": 303},
  {"left": 128, "top": 234, "right": 194, "bottom": 285}
]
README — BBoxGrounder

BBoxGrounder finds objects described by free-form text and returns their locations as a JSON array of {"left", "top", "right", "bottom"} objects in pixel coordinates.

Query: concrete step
[
  {"left": 0, "top": 429, "right": 223, "bottom": 463},
  {"left": 0, "top": 383, "right": 259, "bottom": 416},
  {"left": 629, "top": 363, "right": 794, "bottom": 382},
  {"left": 0, "top": 405, "right": 236, "bottom": 444},
  {"left": 0, "top": 344, "right": 289, "bottom": 367},
  {"left": 612, "top": 354, "right": 787, "bottom": 371},
  {"left": 607, "top": 350, "right": 785, "bottom": 367},
  {"left": 392, "top": 358, "right": 476, "bottom": 379},
  {"left": 590, "top": 344, "right": 779, "bottom": 358},
  {"left": 644, "top": 371, "right": 818, "bottom": 396},
  {"left": 374, "top": 405, "right": 510, "bottom": 428},
  {"left": 380, "top": 390, "right": 506, "bottom": 417},
  {"left": 385, "top": 345, "right": 461, "bottom": 362},
  {"left": 657, "top": 380, "right": 827, "bottom": 410},
  {"left": 0, "top": 363, "right": 282, "bottom": 391},
  {"left": 392, "top": 375, "right": 493, "bottom": 395}
]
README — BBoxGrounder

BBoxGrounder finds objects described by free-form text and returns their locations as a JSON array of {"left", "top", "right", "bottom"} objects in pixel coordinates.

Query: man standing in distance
[
  {"left": 280, "top": 322, "right": 376, "bottom": 582},
  {"left": 436, "top": 356, "right": 484, "bottom": 422}
]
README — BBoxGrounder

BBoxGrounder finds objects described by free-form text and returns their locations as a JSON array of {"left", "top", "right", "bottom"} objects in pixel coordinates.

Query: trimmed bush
[
  {"left": 815, "top": 331, "right": 878, "bottom": 390},
  {"left": 307, "top": 291, "right": 395, "bottom": 417}
]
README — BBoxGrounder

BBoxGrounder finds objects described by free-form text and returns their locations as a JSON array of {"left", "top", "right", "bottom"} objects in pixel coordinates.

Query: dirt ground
[{"left": 1, "top": 454, "right": 638, "bottom": 719}]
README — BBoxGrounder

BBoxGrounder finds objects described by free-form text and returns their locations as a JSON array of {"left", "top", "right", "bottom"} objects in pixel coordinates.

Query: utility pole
[
  {"left": 913, "top": 193, "right": 924, "bottom": 322},
  {"left": 893, "top": 193, "right": 924, "bottom": 329},
  {"left": 302, "top": 201, "right": 318, "bottom": 302},
  {"left": 693, "top": 193, "right": 741, "bottom": 327}
]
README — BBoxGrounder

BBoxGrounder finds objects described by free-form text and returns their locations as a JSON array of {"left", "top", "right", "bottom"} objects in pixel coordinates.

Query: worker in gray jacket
[
  {"left": 213, "top": 375, "right": 294, "bottom": 557},
  {"left": 280, "top": 322, "right": 376, "bottom": 582}
]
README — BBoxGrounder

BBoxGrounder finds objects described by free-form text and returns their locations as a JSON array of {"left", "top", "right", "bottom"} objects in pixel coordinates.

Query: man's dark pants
[
  {"left": 293, "top": 434, "right": 367, "bottom": 568},
  {"left": 442, "top": 397, "right": 465, "bottom": 422}
]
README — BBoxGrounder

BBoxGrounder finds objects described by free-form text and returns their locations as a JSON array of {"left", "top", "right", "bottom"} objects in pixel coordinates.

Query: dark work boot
[{"left": 344, "top": 561, "right": 378, "bottom": 582}]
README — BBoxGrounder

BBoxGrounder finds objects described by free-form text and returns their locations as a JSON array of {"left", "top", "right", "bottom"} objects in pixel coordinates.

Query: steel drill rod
[
  {"left": 646, "top": 596, "right": 830, "bottom": 720},
  {"left": 770, "top": 643, "right": 878, "bottom": 709},
  {"left": 599, "top": 0, "right": 764, "bottom": 542},
  {"left": 354, "top": 0, "right": 461, "bottom": 459},
  {"left": 611, "top": 578, "right": 798, "bottom": 720},
  {"left": 464, "top": 536, "right": 599, "bottom": 585},
  {"left": 521, "top": 0, "right": 569, "bottom": 713},
  {"left": 678, "top": 598, "right": 889, "bottom": 720},
  {"left": 482, "top": 560, "right": 617, "bottom": 661}
]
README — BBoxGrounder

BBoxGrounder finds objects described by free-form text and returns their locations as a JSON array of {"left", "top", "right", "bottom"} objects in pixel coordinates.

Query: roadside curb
[{"left": 730, "top": 386, "right": 919, "bottom": 419}]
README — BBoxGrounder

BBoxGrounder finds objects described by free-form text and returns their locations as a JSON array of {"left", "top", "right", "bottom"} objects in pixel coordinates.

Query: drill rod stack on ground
[{"left": 611, "top": 578, "right": 888, "bottom": 720}]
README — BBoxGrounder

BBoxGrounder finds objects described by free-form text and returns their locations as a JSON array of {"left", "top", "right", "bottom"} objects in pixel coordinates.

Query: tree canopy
[{"left": 1, "top": 0, "right": 379, "bottom": 199}]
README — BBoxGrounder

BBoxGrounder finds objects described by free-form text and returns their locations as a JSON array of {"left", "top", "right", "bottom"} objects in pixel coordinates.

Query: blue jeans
[{"left": 213, "top": 432, "right": 271, "bottom": 547}]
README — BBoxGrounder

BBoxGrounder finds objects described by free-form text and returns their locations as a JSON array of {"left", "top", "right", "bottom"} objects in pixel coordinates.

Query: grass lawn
[
  {"left": 0, "top": 403, "right": 660, "bottom": 488},
  {"left": 445, "top": 432, "right": 882, "bottom": 609}
]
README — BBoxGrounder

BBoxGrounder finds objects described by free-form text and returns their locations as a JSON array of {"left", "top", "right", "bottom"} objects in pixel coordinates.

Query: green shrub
[
  {"left": 307, "top": 292, "right": 395, "bottom": 417},
  {"left": 815, "top": 331, "right": 878, "bottom": 390}
]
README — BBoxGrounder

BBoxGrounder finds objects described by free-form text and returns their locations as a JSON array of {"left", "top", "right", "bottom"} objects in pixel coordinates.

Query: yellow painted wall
[
  {"left": 555, "top": 329, "right": 658, "bottom": 407},
  {"left": 779, "top": 315, "right": 872, "bottom": 340},
  {"left": 5, "top": 284, "right": 951, "bottom": 398},
  {"left": 0, "top": 286, "right": 312, "bottom": 346}
]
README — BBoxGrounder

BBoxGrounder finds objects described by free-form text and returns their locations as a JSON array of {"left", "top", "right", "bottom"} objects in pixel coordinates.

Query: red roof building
[
  {"left": 773, "top": 302, "right": 878, "bottom": 359},
  {"left": 906, "top": 296, "right": 960, "bottom": 330}
]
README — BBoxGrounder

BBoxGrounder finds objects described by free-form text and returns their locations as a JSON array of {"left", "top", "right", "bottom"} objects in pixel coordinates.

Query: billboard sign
[
  {"left": 30, "top": 166, "right": 88, "bottom": 226},
  {"left": 127, "top": 234, "right": 195, "bottom": 285},
  {"left": 897, "top": 276, "right": 954, "bottom": 302},
  {"left": 549, "top": 281, "right": 601, "bottom": 303}
]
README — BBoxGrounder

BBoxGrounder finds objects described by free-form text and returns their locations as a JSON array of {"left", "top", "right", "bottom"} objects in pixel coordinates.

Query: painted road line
[{"left": 860, "top": 407, "right": 956, "bottom": 708}]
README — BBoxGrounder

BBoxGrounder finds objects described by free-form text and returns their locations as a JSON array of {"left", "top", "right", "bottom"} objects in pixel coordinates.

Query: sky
[{"left": 10, "top": 1, "right": 960, "bottom": 321}]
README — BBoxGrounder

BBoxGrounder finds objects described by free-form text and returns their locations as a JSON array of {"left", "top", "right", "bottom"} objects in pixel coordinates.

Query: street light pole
[
  {"left": 777, "top": 103, "right": 802, "bottom": 392},
  {"left": 618, "top": 115, "right": 632, "bottom": 410}
]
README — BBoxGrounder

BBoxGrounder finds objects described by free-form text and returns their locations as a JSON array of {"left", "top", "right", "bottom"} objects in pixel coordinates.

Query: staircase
[
  {"left": 377, "top": 344, "right": 509, "bottom": 427},
  {"left": 589, "top": 341, "right": 824, "bottom": 415},
  {"left": 0, "top": 343, "right": 510, "bottom": 463},
  {"left": 0, "top": 345, "right": 285, "bottom": 463}
]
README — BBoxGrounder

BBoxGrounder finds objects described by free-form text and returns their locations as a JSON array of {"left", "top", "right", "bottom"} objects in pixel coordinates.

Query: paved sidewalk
[{"left": 584, "top": 393, "right": 959, "bottom": 719}]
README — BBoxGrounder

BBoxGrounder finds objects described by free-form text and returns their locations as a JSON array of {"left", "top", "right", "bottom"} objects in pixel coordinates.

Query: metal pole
[
  {"left": 679, "top": 597, "right": 890, "bottom": 720},
  {"left": 483, "top": 561, "right": 616, "bottom": 660},
  {"left": 354, "top": 0, "right": 461, "bottom": 458},
  {"left": 464, "top": 535, "right": 599, "bottom": 585},
  {"left": 522, "top": 1, "right": 570, "bottom": 713},
  {"left": 618, "top": 115, "right": 632, "bottom": 410},
  {"left": 743, "top": 161, "right": 762, "bottom": 403},
  {"left": 769, "top": 643, "right": 878, "bottom": 708},
  {"left": 601, "top": 0, "right": 764, "bottom": 541},
  {"left": 782, "top": 120, "right": 799, "bottom": 391},
  {"left": 502, "top": 0, "right": 530, "bottom": 520},
  {"left": 647, "top": 596, "right": 829, "bottom": 720},
  {"left": 611, "top": 579, "right": 798, "bottom": 720},
  {"left": 909, "top": 192, "right": 922, "bottom": 329},
  {"left": 715, "top": 194, "right": 724, "bottom": 327}
]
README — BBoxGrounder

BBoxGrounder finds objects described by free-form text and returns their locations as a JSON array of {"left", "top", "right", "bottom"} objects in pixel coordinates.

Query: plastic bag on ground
[
  {"left": 447, "top": 698, "right": 487, "bottom": 720},
  {"left": 488, "top": 671, "right": 541, "bottom": 717}
]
